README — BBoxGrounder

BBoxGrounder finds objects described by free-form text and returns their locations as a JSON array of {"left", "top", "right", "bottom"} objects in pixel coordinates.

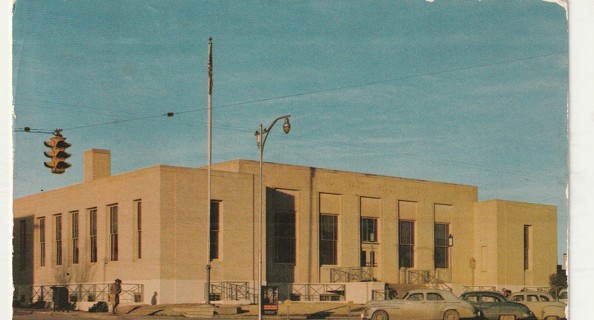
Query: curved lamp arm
[{"left": 255, "top": 114, "right": 291, "bottom": 151}]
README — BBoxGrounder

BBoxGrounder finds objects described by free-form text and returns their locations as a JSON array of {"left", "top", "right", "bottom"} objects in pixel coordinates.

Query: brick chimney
[{"left": 84, "top": 149, "right": 111, "bottom": 182}]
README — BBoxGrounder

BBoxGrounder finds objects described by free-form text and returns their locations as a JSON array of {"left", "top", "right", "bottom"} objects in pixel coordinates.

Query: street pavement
[{"left": 13, "top": 302, "right": 366, "bottom": 320}]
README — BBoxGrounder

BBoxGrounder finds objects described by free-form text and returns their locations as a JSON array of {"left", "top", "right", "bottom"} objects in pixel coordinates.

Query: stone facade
[{"left": 12, "top": 150, "right": 557, "bottom": 305}]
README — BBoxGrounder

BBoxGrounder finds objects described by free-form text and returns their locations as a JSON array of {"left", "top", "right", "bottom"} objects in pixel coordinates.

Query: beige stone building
[{"left": 13, "top": 149, "right": 558, "bottom": 306}]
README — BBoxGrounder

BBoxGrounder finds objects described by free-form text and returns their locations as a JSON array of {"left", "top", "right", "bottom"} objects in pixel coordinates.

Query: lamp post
[
  {"left": 370, "top": 233, "right": 375, "bottom": 282},
  {"left": 255, "top": 115, "right": 291, "bottom": 320},
  {"left": 448, "top": 234, "right": 454, "bottom": 282}
]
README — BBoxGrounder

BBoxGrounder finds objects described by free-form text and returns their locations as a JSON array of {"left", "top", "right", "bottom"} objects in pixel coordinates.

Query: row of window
[
  {"left": 270, "top": 209, "right": 453, "bottom": 268},
  {"left": 36, "top": 201, "right": 142, "bottom": 267}
]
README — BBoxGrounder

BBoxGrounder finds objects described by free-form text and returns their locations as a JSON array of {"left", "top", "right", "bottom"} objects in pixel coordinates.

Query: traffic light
[{"left": 44, "top": 130, "right": 71, "bottom": 174}]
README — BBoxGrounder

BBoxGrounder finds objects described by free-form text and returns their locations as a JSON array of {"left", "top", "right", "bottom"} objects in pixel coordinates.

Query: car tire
[
  {"left": 443, "top": 310, "right": 460, "bottom": 320},
  {"left": 371, "top": 310, "right": 389, "bottom": 320}
]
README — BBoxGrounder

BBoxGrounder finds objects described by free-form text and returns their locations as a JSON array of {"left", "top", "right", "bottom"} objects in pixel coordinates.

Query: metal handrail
[
  {"left": 330, "top": 267, "right": 373, "bottom": 282},
  {"left": 29, "top": 283, "right": 143, "bottom": 304},
  {"left": 209, "top": 281, "right": 256, "bottom": 302},
  {"left": 291, "top": 283, "right": 346, "bottom": 301}
]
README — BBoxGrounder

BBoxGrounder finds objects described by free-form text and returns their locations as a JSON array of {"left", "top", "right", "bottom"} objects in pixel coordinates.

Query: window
[
  {"left": 539, "top": 295, "right": 550, "bottom": 302},
  {"left": 71, "top": 211, "right": 79, "bottom": 264},
  {"left": 406, "top": 293, "right": 423, "bottom": 301},
  {"left": 360, "top": 218, "right": 378, "bottom": 243},
  {"left": 109, "top": 205, "right": 118, "bottom": 261},
  {"left": 89, "top": 208, "right": 97, "bottom": 263},
  {"left": 19, "top": 220, "right": 26, "bottom": 270},
  {"left": 39, "top": 217, "right": 45, "bottom": 267},
  {"left": 274, "top": 210, "right": 295, "bottom": 263},
  {"left": 134, "top": 200, "right": 142, "bottom": 259},
  {"left": 427, "top": 293, "right": 444, "bottom": 301},
  {"left": 320, "top": 215, "right": 338, "bottom": 265},
  {"left": 210, "top": 200, "right": 220, "bottom": 260},
  {"left": 434, "top": 223, "right": 450, "bottom": 268},
  {"left": 512, "top": 295, "right": 524, "bottom": 302},
  {"left": 399, "top": 220, "right": 415, "bottom": 268},
  {"left": 55, "top": 215, "right": 62, "bottom": 266},
  {"left": 524, "top": 225, "right": 532, "bottom": 270}
]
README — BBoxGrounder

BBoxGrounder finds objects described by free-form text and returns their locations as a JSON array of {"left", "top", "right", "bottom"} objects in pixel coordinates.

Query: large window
[
  {"left": 55, "top": 214, "right": 62, "bottom": 266},
  {"left": 19, "top": 220, "right": 26, "bottom": 270},
  {"left": 524, "top": 225, "right": 532, "bottom": 270},
  {"left": 134, "top": 200, "right": 142, "bottom": 260},
  {"left": 71, "top": 211, "right": 79, "bottom": 264},
  {"left": 320, "top": 215, "right": 338, "bottom": 265},
  {"left": 210, "top": 200, "right": 220, "bottom": 260},
  {"left": 274, "top": 210, "right": 296, "bottom": 263},
  {"left": 434, "top": 223, "right": 450, "bottom": 268},
  {"left": 109, "top": 205, "right": 118, "bottom": 261},
  {"left": 361, "top": 218, "right": 378, "bottom": 267},
  {"left": 399, "top": 220, "right": 415, "bottom": 268},
  {"left": 89, "top": 208, "right": 97, "bottom": 263},
  {"left": 39, "top": 217, "right": 45, "bottom": 267}
]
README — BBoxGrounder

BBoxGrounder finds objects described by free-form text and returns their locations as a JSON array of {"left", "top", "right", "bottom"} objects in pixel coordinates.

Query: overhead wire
[{"left": 12, "top": 50, "right": 568, "bottom": 182}]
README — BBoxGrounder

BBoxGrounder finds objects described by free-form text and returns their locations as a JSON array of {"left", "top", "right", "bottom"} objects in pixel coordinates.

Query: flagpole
[{"left": 205, "top": 36, "right": 213, "bottom": 305}]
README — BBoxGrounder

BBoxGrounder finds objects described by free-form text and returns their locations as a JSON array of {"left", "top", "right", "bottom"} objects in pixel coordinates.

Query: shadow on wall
[{"left": 151, "top": 291, "right": 158, "bottom": 305}]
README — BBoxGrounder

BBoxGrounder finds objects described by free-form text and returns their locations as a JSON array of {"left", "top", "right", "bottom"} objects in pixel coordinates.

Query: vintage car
[
  {"left": 460, "top": 291, "right": 537, "bottom": 320},
  {"left": 363, "top": 289, "right": 480, "bottom": 320},
  {"left": 509, "top": 291, "right": 567, "bottom": 320}
]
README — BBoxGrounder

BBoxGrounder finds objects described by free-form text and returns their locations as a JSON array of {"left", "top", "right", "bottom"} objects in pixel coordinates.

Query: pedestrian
[{"left": 110, "top": 279, "right": 122, "bottom": 314}]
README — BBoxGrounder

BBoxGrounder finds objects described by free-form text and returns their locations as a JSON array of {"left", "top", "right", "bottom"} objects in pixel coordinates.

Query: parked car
[
  {"left": 509, "top": 290, "right": 566, "bottom": 320},
  {"left": 363, "top": 289, "right": 480, "bottom": 320},
  {"left": 460, "top": 291, "right": 537, "bottom": 320}
]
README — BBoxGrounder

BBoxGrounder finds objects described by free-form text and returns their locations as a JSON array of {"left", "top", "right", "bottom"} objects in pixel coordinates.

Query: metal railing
[
  {"left": 291, "top": 283, "right": 346, "bottom": 301},
  {"left": 330, "top": 267, "right": 373, "bottom": 282},
  {"left": 30, "top": 283, "right": 144, "bottom": 304},
  {"left": 407, "top": 270, "right": 431, "bottom": 285},
  {"left": 209, "top": 282, "right": 256, "bottom": 303},
  {"left": 405, "top": 269, "right": 452, "bottom": 291}
]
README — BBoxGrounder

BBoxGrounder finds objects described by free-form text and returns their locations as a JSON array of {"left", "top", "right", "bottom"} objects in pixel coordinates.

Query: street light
[
  {"left": 448, "top": 234, "right": 454, "bottom": 282},
  {"left": 255, "top": 115, "right": 291, "bottom": 320}
]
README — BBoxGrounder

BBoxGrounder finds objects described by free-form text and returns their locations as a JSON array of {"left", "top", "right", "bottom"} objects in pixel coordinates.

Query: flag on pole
[{"left": 208, "top": 37, "right": 213, "bottom": 95}]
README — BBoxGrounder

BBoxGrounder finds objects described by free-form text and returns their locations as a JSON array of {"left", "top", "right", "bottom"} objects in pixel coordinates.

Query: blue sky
[{"left": 11, "top": 0, "right": 568, "bottom": 261}]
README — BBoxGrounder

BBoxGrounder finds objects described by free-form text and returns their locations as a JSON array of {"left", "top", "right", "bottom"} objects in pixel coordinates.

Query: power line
[{"left": 12, "top": 50, "right": 567, "bottom": 133}]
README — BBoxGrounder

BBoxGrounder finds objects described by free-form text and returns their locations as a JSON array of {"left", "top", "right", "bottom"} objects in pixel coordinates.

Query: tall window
[
  {"left": 524, "top": 225, "right": 532, "bottom": 270},
  {"left": 399, "top": 220, "right": 415, "bottom": 268},
  {"left": 109, "top": 205, "right": 118, "bottom": 261},
  {"left": 55, "top": 214, "right": 62, "bottom": 266},
  {"left": 20, "top": 220, "right": 27, "bottom": 270},
  {"left": 434, "top": 223, "right": 450, "bottom": 268},
  {"left": 210, "top": 200, "right": 220, "bottom": 260},
  {"left": 134, "top": 200, "right": 142, "bottom": 260},
  {"left": 89, "top": 208, "right": 97, "bottom": 263},
  {"left": 360, "top": 218, "right": 378, "bottom": 243},
  {"left": 320, "top": 215, "right": 338, "bottom": 265},
  {"left": 39, "top": 217, "right": 45, "bottom": 267},
  {"left": 361, "top": 217, "right": 378, "bottom": 267},
  {"left": 274, "top": 210, "right": 296, "bottom": 263},
  {"left": 71, "top": 211, "right": 79, "bottom": 264}
]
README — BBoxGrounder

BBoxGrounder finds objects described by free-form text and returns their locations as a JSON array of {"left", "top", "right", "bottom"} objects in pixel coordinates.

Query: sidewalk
[
  {"left": 14, "top": 301, "right": 366, "bottom": 319},
  {"left": 116, "top": 301, "right": 366, "bottom": 318}
]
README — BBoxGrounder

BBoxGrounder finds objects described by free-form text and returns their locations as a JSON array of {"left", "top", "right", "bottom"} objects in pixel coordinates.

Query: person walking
[{"left": 110, "top": 279, "right": 122, "bottom": 314}]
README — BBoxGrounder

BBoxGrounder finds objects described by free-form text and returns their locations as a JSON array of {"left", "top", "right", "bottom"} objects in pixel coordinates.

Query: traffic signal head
[{"left": 44, "top": 135, "right": 72, "bottom": 174}]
